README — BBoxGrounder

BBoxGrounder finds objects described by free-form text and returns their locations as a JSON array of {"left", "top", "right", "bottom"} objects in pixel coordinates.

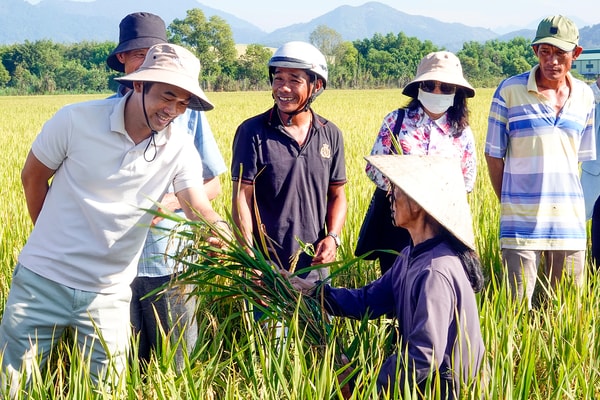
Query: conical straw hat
[{"left": 364, "top": 154, "right": 475, "bottom": 250}]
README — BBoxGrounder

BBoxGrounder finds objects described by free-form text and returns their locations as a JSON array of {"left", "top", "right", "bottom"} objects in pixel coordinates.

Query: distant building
[{"left": 572, "top": 49, "right": 600, "bottom": 79}]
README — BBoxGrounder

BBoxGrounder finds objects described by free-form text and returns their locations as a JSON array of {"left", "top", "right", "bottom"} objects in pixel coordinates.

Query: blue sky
[
  {"left": 25, "top": 0, "right": 595, "bottom": 33},
  {"left": 197, "top": 0, "right": 594, "bottom": 32}
]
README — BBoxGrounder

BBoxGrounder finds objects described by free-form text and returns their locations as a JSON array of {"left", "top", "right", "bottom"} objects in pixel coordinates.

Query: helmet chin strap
[{"left": 279, "top": 103, "right": 311, "bottom": 126}]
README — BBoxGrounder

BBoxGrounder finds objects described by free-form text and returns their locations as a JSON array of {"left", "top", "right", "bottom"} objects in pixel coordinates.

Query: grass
[{"left": 1, "top": 89, "right": 599, "bottom": 398}]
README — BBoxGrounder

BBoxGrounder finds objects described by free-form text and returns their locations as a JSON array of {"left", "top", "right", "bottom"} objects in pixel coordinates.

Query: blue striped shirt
[{"left": 485, "top": 66, "right": 596, "bottom": 250}]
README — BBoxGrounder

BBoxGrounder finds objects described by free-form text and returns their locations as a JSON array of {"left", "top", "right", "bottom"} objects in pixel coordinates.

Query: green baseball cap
[{"left": 532, "top": 15, "right": 579, "bottom": 51}]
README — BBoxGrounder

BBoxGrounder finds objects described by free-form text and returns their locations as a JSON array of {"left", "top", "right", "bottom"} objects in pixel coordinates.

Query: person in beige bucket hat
[
  {"left": 116, "top": 42, "right": 213, "bottom": 111},
  {"left": 358, "top": 51, "right": 477, "bottom": 275},
  {"left": 288, "top": 155, "right": 485, "bottom": 398},
  {"left": 0, "top": 41, "right": 230, "bottom": 393}
]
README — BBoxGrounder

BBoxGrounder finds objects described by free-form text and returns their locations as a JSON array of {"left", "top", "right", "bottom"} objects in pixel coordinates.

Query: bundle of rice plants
[{"left": 141, "top": 207, "right": 357, "bottom": 361}]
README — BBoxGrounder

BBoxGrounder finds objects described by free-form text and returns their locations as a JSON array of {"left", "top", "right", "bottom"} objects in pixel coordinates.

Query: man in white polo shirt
[{"left": 0, "top": 43, "right": 230, "bottom": 393}]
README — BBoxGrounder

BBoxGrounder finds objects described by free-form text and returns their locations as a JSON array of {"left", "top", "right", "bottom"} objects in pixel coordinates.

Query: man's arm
[
  {"left": 177, "top": 186, "right": 231, "bottom": 248},
  {"left": 21, "top": 150, "right": 55, "bottom": 224},
  {"left": 176, "top": 186, "right": 222, "bottom": 225},
  {"left": 312, "top": 183, "right": 347, "bottom": 265},
  {"left": 151, "top": 176, "right": 222, "bottom": 226},
  {"left": 485, "top": 154, "right": 505, "bottom": 201},
  {"left": 232, "top": 181, "right": 255, "bottom": 247},
  {"left": 203, "top": 176, "right": 222, "bottom": 201}
]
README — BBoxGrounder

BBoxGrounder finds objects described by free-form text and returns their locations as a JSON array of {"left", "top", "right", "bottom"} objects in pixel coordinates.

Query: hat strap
[{"left": 141, "top": 88, "right": 158, "bottom": 162}]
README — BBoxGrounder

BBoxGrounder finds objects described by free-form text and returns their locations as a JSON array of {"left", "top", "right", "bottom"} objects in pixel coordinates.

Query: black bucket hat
[{"left": 106, "top": 12, "right": 167, "bottom": 72}]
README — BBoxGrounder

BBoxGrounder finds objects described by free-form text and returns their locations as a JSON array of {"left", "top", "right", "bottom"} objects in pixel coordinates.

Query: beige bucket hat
[
  {"left": 116, "top": 43, "right": 214, "bottom": 111},
  {"left": 364, "top": 154, "right": 476, "bottom": 250},
  {"left": 403, "top": 51, "right": 475, "bottom": 98}
]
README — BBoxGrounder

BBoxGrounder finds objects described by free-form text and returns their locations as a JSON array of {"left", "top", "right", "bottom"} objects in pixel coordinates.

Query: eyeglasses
[{"left": 420, "top": 80, "right": 456, "bottom": 95}]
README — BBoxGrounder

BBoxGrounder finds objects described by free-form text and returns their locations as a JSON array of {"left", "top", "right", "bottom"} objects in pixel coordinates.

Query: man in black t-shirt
[{"left": 231, "top": 41, "right": 347, "bottom": 283}]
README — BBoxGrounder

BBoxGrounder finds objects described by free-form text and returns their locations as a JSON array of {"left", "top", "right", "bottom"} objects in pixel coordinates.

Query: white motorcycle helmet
[{"left": 269, "top": 41, "right": 328, "bottom": 89}]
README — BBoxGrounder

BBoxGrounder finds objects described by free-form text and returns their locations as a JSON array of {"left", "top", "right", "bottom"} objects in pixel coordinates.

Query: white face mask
[{"left": 417, "top": 88, "right": 455, "bottom": 115}]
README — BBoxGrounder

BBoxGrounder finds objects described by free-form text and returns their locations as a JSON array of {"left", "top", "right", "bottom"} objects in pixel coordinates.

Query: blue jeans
[{"left": 130, "top": 276, "right": 198, "bottom": 371}]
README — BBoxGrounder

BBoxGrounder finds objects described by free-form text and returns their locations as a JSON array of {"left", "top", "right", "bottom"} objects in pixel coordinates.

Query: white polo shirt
[{"left": 18, "top": 93, "right": 204, "bottom": 294}]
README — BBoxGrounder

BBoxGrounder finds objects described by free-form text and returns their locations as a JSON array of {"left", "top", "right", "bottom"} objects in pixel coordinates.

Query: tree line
[{"left": 0, "top": 8, "right": 549, "bottom": 95}]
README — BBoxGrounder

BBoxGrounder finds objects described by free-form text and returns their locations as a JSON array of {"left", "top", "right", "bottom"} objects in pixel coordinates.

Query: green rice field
[{"left": 0, "top": 89, "right": 599, "bottom": 399}]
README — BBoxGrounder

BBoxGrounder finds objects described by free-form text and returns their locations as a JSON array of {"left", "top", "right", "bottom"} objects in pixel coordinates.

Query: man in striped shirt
[{"left": 485, "top": 15, "right": 596, "bottom": 308}]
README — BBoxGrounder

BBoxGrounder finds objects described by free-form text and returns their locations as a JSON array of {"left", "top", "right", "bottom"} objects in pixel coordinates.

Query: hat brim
[
  {"left": 403, "top": 73, "right": 475, "bottom": 98},
  {"left": 116, "top": 69, "right": 214, "bottom": 111},
  {"left": 107, "top": 37, "right": 169, "bottom": 72},
  {"left": 364, "top": 155, "right": 476, "bottom": 250},
  {"left": 531, "top": 37, "right": 576, "bottom": 52}
]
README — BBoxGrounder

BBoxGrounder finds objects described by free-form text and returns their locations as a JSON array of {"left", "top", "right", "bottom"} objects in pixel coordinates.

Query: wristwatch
[{"left": 327, "top": 232, "right": 341, "bottom": 248}]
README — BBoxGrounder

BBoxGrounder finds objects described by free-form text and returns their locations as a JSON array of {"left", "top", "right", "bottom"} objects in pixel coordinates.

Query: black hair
[
  {"left": 142, "top": 81, "right": 155, "bottom": 94},
  {"left": 442, "top": 229, "right": 485, "bottom": 292}
]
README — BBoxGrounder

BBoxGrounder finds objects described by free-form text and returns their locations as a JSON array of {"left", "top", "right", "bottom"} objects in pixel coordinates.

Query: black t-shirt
[{"left": 231, "top": 107, "right": 347, "bottom": 272}]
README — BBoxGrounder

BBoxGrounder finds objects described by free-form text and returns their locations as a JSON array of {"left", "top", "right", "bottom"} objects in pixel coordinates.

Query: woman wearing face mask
[{"left": 358, "top": 51, "right": 476, "bottom": 275}]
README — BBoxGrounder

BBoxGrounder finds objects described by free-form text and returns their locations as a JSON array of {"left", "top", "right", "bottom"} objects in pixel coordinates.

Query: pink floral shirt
[{"left": 366, "top": 107, "right": 477, "bottom": 192}]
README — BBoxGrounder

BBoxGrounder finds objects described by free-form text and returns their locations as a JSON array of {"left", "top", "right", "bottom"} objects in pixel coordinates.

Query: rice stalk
[{"left": 142, "top": 207, "right": 360, "bottom": 366}]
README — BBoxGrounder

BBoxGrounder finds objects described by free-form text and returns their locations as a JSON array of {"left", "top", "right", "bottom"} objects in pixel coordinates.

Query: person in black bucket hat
[
  {"left": 107, "top": 12, "right": 168, "bottom": 73},
  {"left": 107, "top": 13, "right": 227, "bottom": 372}
]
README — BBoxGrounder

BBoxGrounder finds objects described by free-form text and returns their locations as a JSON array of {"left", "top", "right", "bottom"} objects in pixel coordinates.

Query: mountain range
[{"left": 2, "top": 0, "right": 599, "bottom": 52}]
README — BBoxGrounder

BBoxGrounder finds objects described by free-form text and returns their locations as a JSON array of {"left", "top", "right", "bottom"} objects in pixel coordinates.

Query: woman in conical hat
[{"left": 289, "top": 155, "right": 485, "bottom": 399}]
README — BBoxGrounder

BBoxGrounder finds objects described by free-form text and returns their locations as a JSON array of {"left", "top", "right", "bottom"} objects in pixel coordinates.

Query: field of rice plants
[{"left": 0, "top": 89, "right": 599, "bottom": 399}]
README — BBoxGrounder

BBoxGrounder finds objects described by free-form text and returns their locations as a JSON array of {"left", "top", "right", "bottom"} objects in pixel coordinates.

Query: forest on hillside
[{"left": 0, "top": 9, "right": 578, "bottom": 95}]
